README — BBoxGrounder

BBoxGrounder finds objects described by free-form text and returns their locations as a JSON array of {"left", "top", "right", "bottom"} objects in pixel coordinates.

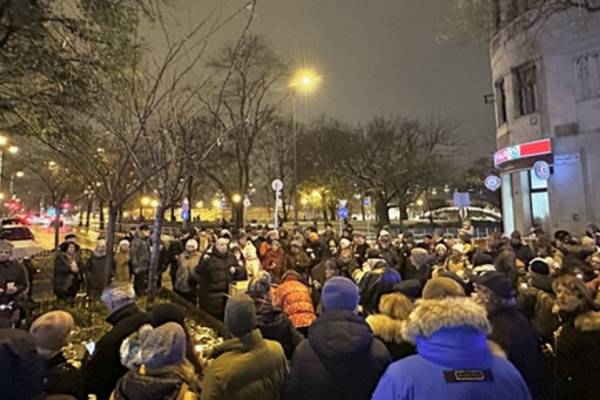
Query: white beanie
[
  {"left": 185, "top": 239, "right": 199, "bottom": 251},
  {"left": 339, "top": 238, "right": 351, "bottom": 249}
]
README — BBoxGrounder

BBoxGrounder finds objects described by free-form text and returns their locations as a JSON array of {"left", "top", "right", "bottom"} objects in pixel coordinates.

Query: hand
[
  {"left": 6, "top": 282, "right": 18, "bottom": 295},
  {"left": 229, "top": 267, "right": 237, "bottom": 275}
]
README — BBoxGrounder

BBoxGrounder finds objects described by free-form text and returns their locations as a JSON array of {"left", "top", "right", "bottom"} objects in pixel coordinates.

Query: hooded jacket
[
  {"left": 201, "top": 329, "right": 287, "bottom": 400},
  {"left": 372, "top": 297, "right": 531, "bottom": 400},
  {"left": 366, "top": 314, "right": 415, "bottom": 361},
  {"left": 555, "top": 310, "right": 600, "bottom": 400},
  {"left": 284, "top": 310, "right": 391, "bottom": 400},
  {"left": 111, "top": 363, "right": 199, "bottom": 400},
  {"left": 254, "top": 298, "right": 304, "bottom": 359}
]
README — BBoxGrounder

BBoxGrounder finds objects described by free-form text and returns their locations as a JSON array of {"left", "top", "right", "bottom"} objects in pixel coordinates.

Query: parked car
[{"left": 0, "top": 225, "right": 45, "bottom": 259}]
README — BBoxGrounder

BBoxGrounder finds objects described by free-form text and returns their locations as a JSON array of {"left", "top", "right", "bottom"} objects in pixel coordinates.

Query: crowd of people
[{"left": 1, "top": 220, "right": 600, "bottom": 399}]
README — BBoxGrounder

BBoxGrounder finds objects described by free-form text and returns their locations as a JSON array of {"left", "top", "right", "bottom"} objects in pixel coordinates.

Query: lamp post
[
  {"left": 9, "top": 171, "right": 24, "bottom": 198},
  {"left": 0, "top": 134, "right": 18, "bottom": 193},
  {"left": 289, "top": 69, "right": 321, "bottom": 223}
]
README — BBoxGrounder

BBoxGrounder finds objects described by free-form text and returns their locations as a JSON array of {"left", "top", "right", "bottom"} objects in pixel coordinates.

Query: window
[
  {"left": 574, "top": 49, "right": 600, "bottom": 101},
  {"left": 529, "top": 170, "right": 549, "bottom": 223},
  {"left": 502, "top": 174, "right": 514, "bottom": 234},
  {"left": 514, "top": 63, "right": 538, "bottom": 116},
  {"left": 495, "top": 78, "right": 508, "bottom": 125}
]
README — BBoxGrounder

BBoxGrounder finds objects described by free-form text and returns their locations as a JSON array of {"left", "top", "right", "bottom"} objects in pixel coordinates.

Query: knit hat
[
  {"left": 422, "top": 277, "right": 466, "bottom": 300},
  {"left": 225, "top": 294, "right": 257, "bottom": 337},
  {"left": 141, "top": 322, "right": 186, "bottom": 370},
  {"left": 474, "top": 271, "right": 516, "bottom": 299},
  {"left": 322, "top": 277, "right": 359, "bottom": 312},
  {"left": 151, "top": 303, "right": 185, "bottom": 328},
  {"left": 247, "top": 271, "right": 272, "bottom": 298},
  {"left": 185, "top": 239, "right": 199, "bottom": 251},
  {"left": 434, "top": 243, "right": 447, "bottom": 254},
  {"left": 393, "top": 279, "right": 423, "bottom": 299},
  {"left": 378, "top": 230, "right": 391, "bottom": 240},
  {"left": 266, "top": 230, "right": 280, "bottom": 240},
  {"left": 410, "top": 248, "right": 429, "bottom": 268},
  {"left": 529, "top": 258, "right": 550, "bottom": 276},
  {"left": 290, "top": 239, "right": 304, "bottom": 249},
  {"left": 0, "top": 240, "right": 13, "bottom": 252},
  {"left": 29, "top": 311, "right": 74, "bottom": 352},
  {"left": 118, "top": 239, "right": 130, "bottom": 249}
]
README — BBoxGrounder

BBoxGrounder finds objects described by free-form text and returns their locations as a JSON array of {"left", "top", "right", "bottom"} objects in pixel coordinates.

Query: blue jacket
[{"left": 372, "top": 326, "right": 532, "bottom": 400}]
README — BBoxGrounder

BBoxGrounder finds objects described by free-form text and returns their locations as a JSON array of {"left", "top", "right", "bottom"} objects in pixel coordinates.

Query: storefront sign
[
  {"left": 494, "top": 139, "right": 552, "bottom": 168},
  {"left": 533, "top": 161, "right": 551, "bottom": 180},
  {"left": 484, "top": 175, "right": 502, "bottom": 191},
  {"left": 554, "top": 153, "right": 580, "bottom": 165}
]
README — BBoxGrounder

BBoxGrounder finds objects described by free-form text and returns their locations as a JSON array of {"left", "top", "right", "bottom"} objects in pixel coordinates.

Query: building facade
[{"left": 490, "top": 7, "right": 600, "bottom": 235}]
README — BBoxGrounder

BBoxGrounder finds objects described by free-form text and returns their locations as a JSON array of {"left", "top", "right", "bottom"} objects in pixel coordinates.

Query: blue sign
[
  {"left": 484, "top": 175, "right": 502, "bottom": 192},
  {"left": 533, "top": 161, "right": 551, "bottom": 180},
  {"left": 181, "top": 210, "right": 190, "bottom": 221},
  {"left": 363, "top": 196, "right": 371, "bottom": 207},
  {"left": 337, "top": 207, "right": 349, "bottom": 219},
  {"left": 453, "top": 192, "right": 471, "bottom": 209}
]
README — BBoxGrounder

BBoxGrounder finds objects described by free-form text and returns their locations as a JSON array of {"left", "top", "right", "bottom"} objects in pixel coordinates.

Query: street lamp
[
  {"left": 232, "top": 194, "right": 242, "bottom": 204},
  {"left": 0, "top": 135, "right": 18, "bottom": 192},
  {"left": 8, "top": 145, "right": 18, "bottom": 154},
  {"left": 9, "top": 171, "right": 24, "bottom": 198},
  {"left": 289, "top": 68, "right": 322, "bottom": 223}
]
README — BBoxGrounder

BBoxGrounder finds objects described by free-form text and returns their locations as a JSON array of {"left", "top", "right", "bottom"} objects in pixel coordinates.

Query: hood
[
  {"left": 115, "top": 370, "right": 183, "bottom": 400},
  {"left": 308, "top": 310, "right": 373, "bottom": 361},
  {"left": 415, "top": 326, "right": 494, "bottom": 369},
  {"left": 574, "top": 310, "right": 600, "bottom": 332},
  {"left": 403, "top": 297, "right": 490, "bottom": 344},
  {"left": 366, "top": 314, "right": 404, "bottom": 344}
]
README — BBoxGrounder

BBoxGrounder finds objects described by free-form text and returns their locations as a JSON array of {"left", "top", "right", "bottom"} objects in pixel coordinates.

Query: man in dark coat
[
  {"left": 511, "top": 231, "right": 535, "bottom": 267},
  {"left": 81, "top": 282, "right": 149, "bottom": 400},
  {"left": 129, "top": 224, "right": 151, "bottom": 296},
  {"left": 494, "top": 238, "right": 519, "bottom": 286},
  {"left": 285, "top": 277, "right": 391, "bottom": 400},
  {"left": 82, "top": 239, "right": 114, "bottom": 298},
  {"left": 475, "top": 271, "right": 549, "bottom": 400},
  {"left": 0, "top": 328, "right": 45, "bottom": 400},
  {"left": 195, "top": 237, "right": 236, "bottom": 320}
]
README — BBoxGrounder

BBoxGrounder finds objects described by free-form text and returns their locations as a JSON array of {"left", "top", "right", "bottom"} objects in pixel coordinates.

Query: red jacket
[{"left": 274, "top": 278, "right": 317, "bottom": 328}]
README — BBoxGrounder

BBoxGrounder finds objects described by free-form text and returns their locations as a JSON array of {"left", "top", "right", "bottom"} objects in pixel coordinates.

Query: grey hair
[{"left": 101, "top": 281, "right": 135, "bottom": 309}]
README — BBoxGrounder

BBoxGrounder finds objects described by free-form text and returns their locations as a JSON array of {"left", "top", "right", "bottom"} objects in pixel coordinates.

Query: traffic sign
[
  {"left": 271, "top": 179, "right": 283, "bottom": 192},
  {"left": 243, "top": 197, "right": 251, "bottom": 208},
  {"left": 363, "top": 196, "right": 371, "bottom": 207}
]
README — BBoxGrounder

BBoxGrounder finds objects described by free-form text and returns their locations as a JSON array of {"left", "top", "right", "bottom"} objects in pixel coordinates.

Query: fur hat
[
  {"left": 29, "top": 311, "right": 74, "bottom": 352},
  {"left": 529, "top": 258, "right": 550, "bottom": 276},
  {"left": 393, "top": 279, "right": 422, "bottom": 299},
  {"left": 472, "top": 252, "right": 494, "bottom": 267},
  {"left": 141, "top": 322, "right": 186, "bottom": 370},
  {"left": 225, "top": 294, "right": 257, "bottom": 337},
  {"left": 403, "top": 297, "right": 490, "bottom": 344},
  {"left": 434, "top": 243, "right": 447, "bottom": 254},
  {"left": 474, "top": 271, "right": 516, "bottom": 299},
  {"left": 422, "top": 277, "right": 466, "bottom": 300},
  {"left": 185, "top": 239, "right": 199, "bottom": 251},
  {"left": 322, "top": 276, "right": 359, "bottom": 312},
  {"left": 410, "top": 248, "right": 429, "bottom": 268}
]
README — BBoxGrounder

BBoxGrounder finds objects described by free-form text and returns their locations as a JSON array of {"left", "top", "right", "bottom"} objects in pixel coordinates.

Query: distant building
[{"left": 489, "top": 4, "right": 600, "bottom": 235}]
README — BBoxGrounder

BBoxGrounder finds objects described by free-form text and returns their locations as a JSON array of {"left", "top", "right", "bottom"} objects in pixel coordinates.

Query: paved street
[{"left": 30, "top": 225, "right": 101, "bottom": 250}]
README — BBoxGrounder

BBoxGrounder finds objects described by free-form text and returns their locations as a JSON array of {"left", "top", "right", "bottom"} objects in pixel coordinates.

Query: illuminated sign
[
  {"left": 533, "top": 161, "right": 551, "bottom": 180},
  {"left": 494, "top": 139, "right": 552, "bottom": 168},
  {"left": 484, "top": 175, "right": 502, "bottom": 191}
]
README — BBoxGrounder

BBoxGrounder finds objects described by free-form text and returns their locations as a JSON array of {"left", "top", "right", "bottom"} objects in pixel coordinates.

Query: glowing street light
[
  {"left": 0, "top": 136, "right": 6, "bottom": 146},
  {"left": 211, "top": 199, "right": 220, "bottom": 209},
  {"left": 232, "top": 194, "right": 242, "bottom": 204},
  {"left": 290, "top": 69, "right": 322, "bottom": 94},
  {"left": 15, "top": 171, "right": 24, "bottom": 178},
  {"left": 196, "top": 201, "right": 204, "bottom": 209},
  {"left": 8, "top": 145, "right": 18, "bottom": 154},
  {"left": 141, "top": 196, "right": 151, "bottom": 206},
  {"left": 416, "top": 199, "right": 424, "bottom": 207},
  {"left": 150, "top": 199, "right": 159, "bottom": 208}
]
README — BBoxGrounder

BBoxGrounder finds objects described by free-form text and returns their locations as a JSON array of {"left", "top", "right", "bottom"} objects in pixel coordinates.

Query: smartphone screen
[{"left": 85, "top": 341, "right": 96, "bottom": 355}]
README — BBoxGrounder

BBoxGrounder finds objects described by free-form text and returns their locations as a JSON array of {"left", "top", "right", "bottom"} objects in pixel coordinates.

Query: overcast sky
[{"left": 148, "top": 0, "right": 496, "bottom": 163}]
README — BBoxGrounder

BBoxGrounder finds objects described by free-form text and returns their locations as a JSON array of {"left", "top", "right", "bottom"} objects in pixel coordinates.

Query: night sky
[{"left": 148, "top": 0, "right": 496, "bottom": 164}]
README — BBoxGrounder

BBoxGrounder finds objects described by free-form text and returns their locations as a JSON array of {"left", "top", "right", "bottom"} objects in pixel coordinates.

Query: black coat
[
  {"left": 488, "top": 306, "right": 549, "bottom": 400},
  {"left": 494, "top": 248, "right": 519, "bottom": 286},
  {"left": 82, "top": 303, "right": 149, "bottom": 400},
  {"left": 285, "top": 310, "right": 391, "bottom": 400},
  {"left": 555, "top": 311, "right": 600, "bottom": 400},
  {"left": 254, "top": 299, "right": 304, "bottom": 360},
  {"left": 42, "top": 352, "right": 86, "bottom": 400},
  {"left": 52, "top": 251, "right": 81, "bottom": 299},
  {"left": 517, "top": 275, "right": 559, "bottom": 343},
  {"left": 195, "top": 250, "right": 235, "bottom": 320},
  {"left": 0, "top": 260, "right": 27, "bottom": 304}
]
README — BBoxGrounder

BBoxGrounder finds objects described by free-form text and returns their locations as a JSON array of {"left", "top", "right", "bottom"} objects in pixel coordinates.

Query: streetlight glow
[
  {"left": 196, "top": 201, "right": 204, "bottom": 209},
  {"left": 150, "top": 199, "right": 159, "bottom": 208},
  {"left": 16, "top": 171, "right": 24, "bottom": 178},
  {"left": 8, "top": 145, "right": 18, "bottom": 154},
  {"left": 141, "top": 196, "right": 151, "bottom": 206},
  {"left": 0, "top": 136, "right": 6, "bottom": 146},
  {"left": 290, "top": 68, "right": 322, "bottom": 94},
  {"left": 211, "top": 199, "right": 220, "bottom": 208},
  {"left": 232, "top": 194, "right": 242, "bottom": 203}
]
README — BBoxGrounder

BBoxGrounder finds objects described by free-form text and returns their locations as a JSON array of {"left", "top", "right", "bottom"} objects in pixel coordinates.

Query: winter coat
[
  {"left": 284, "top": 251, "right": 311, "bottom": 274},
  {"left": 376, "top": 246, "right": 402, "bottom": 271},
  {"left": 372, "top": 326, "right": 532, "bottom": 400},
  {"left": 0, "top": 329, "right": 45, "bottom": 400},
  {"left": 554, "top": 310, "right": 600, "bottom": 400},
  {"left": 82, "top": 303, "right": 149, "bottom": 400},
  {"left": 42, "top": 352, "right": 86, "bottom": 400},
  {"left": 0, "top": 260, "right": 27, "bottom": 304},
  {"left": 305, "top": 240, "right": 328, "bottom": 266},
  {"left": 83, "top": 253, "right": 114, "bottom": 298},
  {"left": 354, "top": 243, "right": 369, "bottom": 266},
  {"left": 242, "top": 241, "right": 261, "bottom": 279},
  {"left": 111, "top": 363, "right": 199, "bottom": 400},
  {"left": 358, "top": 267, "right": 402, "bottom": 316},
  {"left": 488, "top": 306, "right": 549, "bottom": 400},
  {"left": 284, "top": 310, "right": 391, "bottom": 400},
  {"left": 273, "top": 278, "right": 316, "bottom": 329},
  {"left": 114, "top": 250, "right": 131, "bottom": 282},
  {"left": 254, "top": 298, "right": 304, "bottom": 359},
  {"left": 201, "top": 329, "right": 287, "bottom": 400},
  {"left": 194, "top": 250, "right": 235, "bottom": 320},
  {"left": 513, "top": 243, "right": 535, "bottom": 267},
  {"left": 518, "top": 274, "right": 559, "bottom": 343},
  {"left": 129, "top": 236, "right": 151, "bottom": 274},
  {"left": 166, "top": 239, "right": 185, "bottom": 279},
  {"left": 174, "top": 251, "right": 201, "bottom": 294},
  {"left": 52, "top": 251, "right": 81, "bottom": 300},
  {"left": 366, "top": 314, "right": 415, "bottom": 361},
  {"left": 261, "top": 248, "right": 285, "bottom": 283}
]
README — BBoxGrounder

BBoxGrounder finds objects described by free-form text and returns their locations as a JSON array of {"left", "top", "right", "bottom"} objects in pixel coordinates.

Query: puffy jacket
[
  {"left": 517, "top": 274, "right": 559, "bottom": 343},
  {"left": 111, "top": 363, "right": 199, "bottom": 400},
  {"left": 195, "top": 249, "right": 235, "bottom": 320},
  {"left": 201, "top": 329, "right": 287, "bottom": 400},
  {"left": 372, "top": 326, "right": 532, "bottom": 400},
  {"left": 366, "top": 314, "right": 415, "bottom": 361},
  {"left": 555, "top": 310, "right": 600, "bottom": 400},
  {"left": 284, "top": 310, "right": 391, "bottom": 400},
  {"left": 273, "top": 278, "right": 316, "bottom": 329},
  {"left": 284, "top": 251, "right": 311, "bottom": 274}
]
